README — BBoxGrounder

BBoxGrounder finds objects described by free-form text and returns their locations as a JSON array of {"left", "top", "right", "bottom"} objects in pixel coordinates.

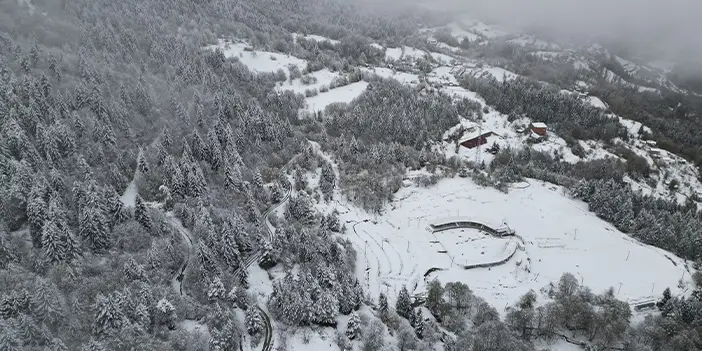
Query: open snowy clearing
[
  {"left": 331, "top": 176, "right": 693, "bottom": 316},
  {"left": 304, "top": 81, "right": 369, "bottom": 113},
  {"left": 207, "top": 40, "right": 307, "bottom": 76},
  {"left": 275, "top": 68, "right": 341, "bottom": 95},
  {"left": 292, "top": 33, "right": 340, "bottom": 45}
]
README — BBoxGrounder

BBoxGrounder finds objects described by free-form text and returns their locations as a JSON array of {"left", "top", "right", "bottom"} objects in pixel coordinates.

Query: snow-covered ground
[
  {"left": 207, "top": 39, "right": 307, "bottom": 77},
  {"left": 330, "top": 176, "right": 693, "bottom": 316},
  {"left": 275, "top": 68, "right": 341, "bottom": 95},
  {"left": 304, "top": 81, "right": 369, "bottom": 113},
  {"left": 292, "top": 33, "right": 340, "bottom": 45}
]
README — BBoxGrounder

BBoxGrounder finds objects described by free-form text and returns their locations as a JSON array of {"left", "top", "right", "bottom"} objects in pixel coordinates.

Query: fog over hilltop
[{"left": 416, "top": 0, "right": 702, "bottom": 67}]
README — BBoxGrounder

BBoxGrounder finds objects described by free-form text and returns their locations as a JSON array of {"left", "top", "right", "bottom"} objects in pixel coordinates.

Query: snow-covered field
[
  {"left": 208, "top": 40, "right": 307, "bottom": 76},
  {"left": 330, "top": 176, "right": 693, "bottom": 316},
  {"left": 304, "top": 81, "right": 369, "bottom": 113}
]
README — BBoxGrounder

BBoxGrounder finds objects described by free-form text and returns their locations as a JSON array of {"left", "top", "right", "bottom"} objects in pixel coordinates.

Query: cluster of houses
[{"left": 458, "top": 122, "right": 548, "bottom": 149}]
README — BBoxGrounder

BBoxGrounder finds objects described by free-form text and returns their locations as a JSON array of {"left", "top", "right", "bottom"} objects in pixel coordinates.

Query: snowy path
[{"left": 167, "top": 215, "right": 194, "bottom": 296}]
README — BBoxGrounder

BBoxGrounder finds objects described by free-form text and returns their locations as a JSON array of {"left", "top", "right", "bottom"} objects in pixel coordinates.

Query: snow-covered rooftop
[{"left": 531, "top": 122, "right": 547, "bottom": 128}]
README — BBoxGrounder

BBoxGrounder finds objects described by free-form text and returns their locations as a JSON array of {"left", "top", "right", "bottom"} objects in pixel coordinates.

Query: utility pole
[{"left": 618, "top": 282, "right": 623, "bottom": 294}]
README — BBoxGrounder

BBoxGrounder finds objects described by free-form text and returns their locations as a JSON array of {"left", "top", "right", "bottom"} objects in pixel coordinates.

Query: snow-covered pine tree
[
  {"left": 326, "top": 209, "right": 341, "bottom": 232},
  {"left": 346, "top": 311, "right": 361, "bottom": 340},
  {"left": 191, "top": 131, "right": 207, "bottom": 161},
  {"left": 253, "top": 168, "right": 264, "bottom": 189},
  {"left": 134, "top": 303, "right": 150, "bottom": 330},
  {"left": 259, "top": 240, "right": 276, "bottom": 269},
  {"left": 78, "top": 180, "right": 110, "bottom": 253},
  {"left": 412, "top": 309, "right": 424, "bottom": 338},
  {"left": 41, "top": 220, "right": 64, "bottom": 264},
  {"left": 93, "top": 292, "right": 126, "bottom": 335},
  {"left": 26, "top": 182, "right": 48, "bottom": 248},
  {"left": 239, "top": 268, "right": 249, "bottom": 289},
  {"left": 245, "top": 307, "right": 263, "bottom": 336},
  {"left": 270, "top": 182, "right": 283, "bottom": 203},
  {"left": 219, "top": 221, "right": 242, "bottom": 271},
  {"left": 396, "top": 285, "right": 413, "bottom": 319},
  {"left": 137, "top": 151, "right": 149, "bottom": 174},
  {"left": 207, "top": 277, "right": 226, "bottom": 301},
  {"left": 134, "top": 195, "right": 152, "bottom": 231},
  {"left": 161, "top": 127, "right": 172, "bottom": 150},
  {"left": 155, "top": 298, "right": 176, "bottom": 330},
  {"left": 314, "top": 291, "right": 339, "bottom": 326},
  {"left": 224, "top": 165, "right": 243, "bottom": 190},
  {"left": 378, "top": 293, "right": 389, "bottom": 317},
  {"left": 207, "top": 128, "right": 223, "bottom": 171}
]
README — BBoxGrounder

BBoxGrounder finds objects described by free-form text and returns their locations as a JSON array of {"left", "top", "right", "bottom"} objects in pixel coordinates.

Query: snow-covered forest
[{"left": 3, "top": 0, "right": 702, "bottom": 350}]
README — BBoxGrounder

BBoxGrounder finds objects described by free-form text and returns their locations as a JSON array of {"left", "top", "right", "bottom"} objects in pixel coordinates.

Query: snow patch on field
[
  {"left": 207, "top": 39, "right": 307, "bottom": 76},
  {"left": 293, "top": 33, "right": 340, "bottom": 45},
  {"left": 275, "top": 69, "right": 340, "bottom": 95},
  {"left": 361, "top": 67, "right": 420, "bottom": 86},
  {"left": 468, "top": 66, "right": 519, "bottom": 82},
  {"left": 585, "top": 96, "right": 607, "bottom": 109},
  {"left": 304, "top": 81, "right": 369, "bottom": 112}
]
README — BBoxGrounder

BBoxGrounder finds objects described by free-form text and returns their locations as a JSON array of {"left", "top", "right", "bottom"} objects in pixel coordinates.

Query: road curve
[
  {"left": 169, "top": 216, "right": 194, "bottom": 296},
  {"left": 237, "top": 149, "right": 305, "bottom": 351}
]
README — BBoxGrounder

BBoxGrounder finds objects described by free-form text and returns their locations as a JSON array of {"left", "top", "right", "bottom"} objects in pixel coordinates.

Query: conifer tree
[
  {"left": 346, "top": 311, "right": 361, "bottom": 340},
  {"left": 224, "top": 165, "right": 242, "bottom": 190},
  {"left": 412, "top": 309, "right": 424, "bottom": 338},
  {"left": 245, "top": 307, "right": 263, "bottom": 336},
  {"left": 191, "top": 131, "right": 207, "bottom": 161},
  {"left": 79, "top": 181, "right": 110, "bottom": 253},
  {"left": 378, "top": 293, "right": 389, "bottom": 317},
  {"left": 207, "top": 277, "right": 226, "bottom": 301},
  {"left": 137, "top": 151, "right": 149, "bottom": 174},
  {"left": 396, "top": 285, "right": 413, "bottom": 319},
  {"left": 134, "top": 195, "right": 152, "bottom": 231}
]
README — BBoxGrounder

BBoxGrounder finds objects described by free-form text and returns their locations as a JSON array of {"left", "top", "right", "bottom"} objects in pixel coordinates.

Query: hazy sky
[{"left": 423, "top": 0, "right": 702, "bottom": 64}]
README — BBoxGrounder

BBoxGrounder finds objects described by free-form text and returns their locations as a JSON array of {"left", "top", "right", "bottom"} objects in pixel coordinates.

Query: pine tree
[
  {"left": 245, "top": 307, "right": 263, "bottom": 336},
  {"left": 396, "top": 285, "right": 413, "bottom": 319},
  {"left": 161, "top": 127, "right": 172, "bottom": 150},
  {"left": 79, "top": 181, "right": 110, "bottom": 253},
  {"left": 207, "top": 129, "right": 223, "bottom": 171},
  {"left": 219, "top": 221, "right": 241, "bottom": 271},
  {"left": 658, "top": 287, "right": 672, "bottom": 309},
  {"left": 378, "top": 293, "right": 389, "bottom": 317},
  {"left": 31, "top": 279, "right": 63, "bottom": 324},
  {"left": 239, "top": 268, "right": 249, "bottom": 289},
  {"left": 81, "top": 339, "right": 106, "bottom": 351},
  {"left": 326, "top": 210, "right": 341, "bottom": 232},
  {"left": 270, "top": 182, "right": 283, "bottom": 203},
  {"left": 26, "top": 185, "right": 48, "bottom": 248},
  {"left": 191, "top": 131, "right": 207, "bottom": 161},
  {"left": 207, "top": 277, "right": 226, "bottom": 301},
  {"left": 412, "top": 309, "right": 424, "bottom": 338},
  {"left": 426, "top": 279, "right": 444, "bottom": 317},
  {"left": 93, "top": 292, "right": 126, "bottom": 335},
  {"left": 224, "top": 165, "right": 242, "bottom": 190},
  {"left": 253, "top": 169, "right": 264, "bottom": 189},
  {"left": 137, "top": 151, "right": 149, "bottom": 174},
  {"left": 155, "top": 298, "right": 176, "bottom": 330},
  {"left": 346, "top": 311, "right": 361, "bottom": 340},
  {"left": 0, "top": 321, "right": 21, "bottom": 351},
  {"left": 259, "top": 240, "right": 276, "bottom": 269},
  {"left": 314, "top": 291, "right": 339, "bottom": 326},
  {"left": 42, "top": 220, "right": 64, "bottom": 264},
  {"left": 134, "top": 195, "right": 152, "bottom": 231}
]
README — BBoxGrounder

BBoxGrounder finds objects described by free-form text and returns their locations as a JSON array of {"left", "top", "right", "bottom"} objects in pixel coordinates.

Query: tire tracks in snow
[{"left": 350, "top": 220, "right": 383, "bottom": 277}]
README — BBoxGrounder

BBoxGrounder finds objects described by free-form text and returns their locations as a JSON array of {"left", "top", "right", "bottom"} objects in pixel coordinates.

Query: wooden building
[
  {"left": 530, "top": 122, "right": 547, "bottom": 136},
  {"left": 460, "top": 131, "right": 496, "bottom": 149}
]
